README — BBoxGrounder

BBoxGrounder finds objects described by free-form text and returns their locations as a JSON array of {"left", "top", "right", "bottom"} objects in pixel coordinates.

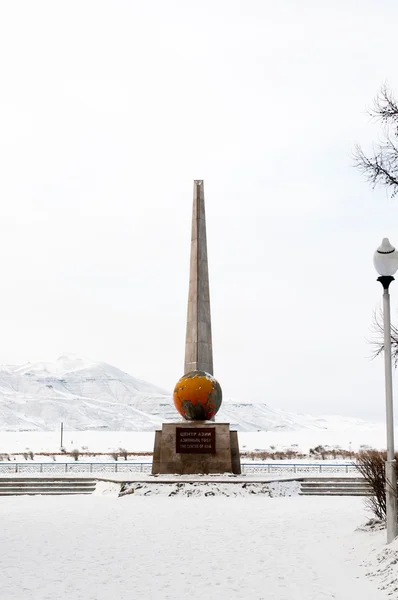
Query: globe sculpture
[{"left": 173, "top": 370, "right": 222, "bottom": 420}]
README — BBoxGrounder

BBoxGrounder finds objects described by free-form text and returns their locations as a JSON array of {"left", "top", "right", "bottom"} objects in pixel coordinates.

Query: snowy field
[
  {"left": 0, "top": 495, "right": 396, "bottom": 600},
  {"left": 0, "top": 426, "right": 389, "bottom": 454}
]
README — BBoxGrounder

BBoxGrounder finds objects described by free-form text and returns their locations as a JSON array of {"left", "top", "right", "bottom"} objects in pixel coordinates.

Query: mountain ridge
[{"left": 0, "top": 354, "right": 376, "bottom": 433}]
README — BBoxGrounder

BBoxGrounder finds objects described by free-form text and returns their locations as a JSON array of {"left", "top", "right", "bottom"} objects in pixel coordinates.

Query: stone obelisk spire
[{"left": 184, "top": 180, "right": 213, "bottom": 375}]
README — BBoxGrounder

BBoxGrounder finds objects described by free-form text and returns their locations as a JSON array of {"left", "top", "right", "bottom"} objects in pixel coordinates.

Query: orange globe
[{"left": 173, "top": 371, "right": 222, "bottom": 420}]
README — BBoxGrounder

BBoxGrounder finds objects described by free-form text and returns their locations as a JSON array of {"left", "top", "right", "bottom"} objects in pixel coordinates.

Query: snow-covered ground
[
  {"left": 0, "top": 428, "right": 389, "bottom": 455},
  {"left": 0, "top": 495, "right": 395, "bottom": 599}
]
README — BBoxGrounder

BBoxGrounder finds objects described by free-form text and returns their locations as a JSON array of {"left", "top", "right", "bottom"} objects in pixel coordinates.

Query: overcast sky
[{"left": 1, "top": 1, "right": 398, "bottom": 421}]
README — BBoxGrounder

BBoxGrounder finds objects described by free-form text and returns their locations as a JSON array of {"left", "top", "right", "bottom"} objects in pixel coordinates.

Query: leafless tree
[
  {"left": 354, "top": 85, "right": 398, "bottom": 197},
  {"left": 371, "top": 309, "right": 398, "bottom": 368},
  {"left": 356, "top": 86, "right": 398, "bottom": 360}
]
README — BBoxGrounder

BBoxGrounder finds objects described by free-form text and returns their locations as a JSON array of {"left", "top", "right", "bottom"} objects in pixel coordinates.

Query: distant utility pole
[{"left": 60, "top": 422, "right": 64, "bottom": 449}]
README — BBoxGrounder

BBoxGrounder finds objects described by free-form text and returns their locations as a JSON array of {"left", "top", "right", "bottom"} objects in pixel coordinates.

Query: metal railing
[
  {"left": 242, "top": 463, "right": 358, "bottom": 475},
  {"left": 0, "top": 462, "right": 359, "bottom": 475}
]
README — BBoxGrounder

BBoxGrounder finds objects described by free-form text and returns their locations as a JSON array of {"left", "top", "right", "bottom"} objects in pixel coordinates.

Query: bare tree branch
[
  {"left": 358, "top": 87, "right": 398, "bottom": 368},
  {"left": 370, "top": 84, "right": 398, "bottom": 128},
  {"left": 370, "top": 309, "right": 398, "bottom": 367},
  {"left": 354, "top": 85, "right": 398, "bottom": 197}
]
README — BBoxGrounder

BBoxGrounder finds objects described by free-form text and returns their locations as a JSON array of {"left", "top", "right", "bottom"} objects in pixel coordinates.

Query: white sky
[{"left": 1, "top": 0, "right": 398, "bottom": 421}]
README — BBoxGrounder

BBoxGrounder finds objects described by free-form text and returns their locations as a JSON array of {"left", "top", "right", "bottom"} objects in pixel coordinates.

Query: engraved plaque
[{"left": 176, "top": 427, "right": 216, "bottom": 454}]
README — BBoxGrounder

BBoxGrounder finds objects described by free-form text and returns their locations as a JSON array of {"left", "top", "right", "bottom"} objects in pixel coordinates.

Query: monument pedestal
[{"left": 152, "top": 421, "right": 241, "bottom": 475}]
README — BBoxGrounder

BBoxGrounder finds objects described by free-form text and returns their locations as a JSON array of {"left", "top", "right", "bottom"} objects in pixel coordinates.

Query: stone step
[
  {"left": 0, "top": 477, "right": 97, "bottom": 496},
  {"left": 0, "top": 477, "right": 96, "bottom": 483},
  {"left": 309, "top": 487, "right": 370, "bottom": 490},
  {"left": 0, "top": 481, "right": 96, "bottom": 491},
  {"left": 299, "top": 478, "right": 366, "bottom": 483},
  {"left": 0, "top": 486, "right": 95, "bottom": 491},
  {"left": 301, "top": 486, "right": 371, "bottom": 492},
  {"left": 301, "top": 481, "right": 370, "bottom": 486},
  {"left": 0, "top": 490, "right": 94, "bottom": 496},
  {"left": 299, "top": 475, "right": 372, "bottom": 496},
  {"left": 0, "top": 480, "right": 96, "bottom": 486},
  {"left": 299, "top": 490, "right": 373, "bottom": 496},
  {"left": 301, "top": 483, "right": 371, "bottom": 489}
]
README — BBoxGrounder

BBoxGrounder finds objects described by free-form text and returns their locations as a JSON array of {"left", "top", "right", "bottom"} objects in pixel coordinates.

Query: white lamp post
[{"left": 374, "top": 237, "right": 398, "bottom": 543}]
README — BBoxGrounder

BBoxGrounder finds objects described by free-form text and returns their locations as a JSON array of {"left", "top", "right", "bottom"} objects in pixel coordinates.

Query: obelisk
[
  {"left": 151, "top": 180, "right": 241, "bottom": 475},
  {"left": 184, "top": 180, "right": 213, "bottom": 375}
]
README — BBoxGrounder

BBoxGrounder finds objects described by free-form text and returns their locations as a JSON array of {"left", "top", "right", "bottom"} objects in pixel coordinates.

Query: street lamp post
[{"left": 374, "top": 237, "right": 398, "bottom": 544}]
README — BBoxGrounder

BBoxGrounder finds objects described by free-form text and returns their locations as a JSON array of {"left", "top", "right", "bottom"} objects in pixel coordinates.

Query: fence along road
[{"left": 0, "top": 462, "right": 360, "bottom": 475}]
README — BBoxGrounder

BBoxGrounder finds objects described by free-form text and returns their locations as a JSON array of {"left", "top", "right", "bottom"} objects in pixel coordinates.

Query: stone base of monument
[{"left": 152, "top": 421, "right": 241, "bottom": 475}]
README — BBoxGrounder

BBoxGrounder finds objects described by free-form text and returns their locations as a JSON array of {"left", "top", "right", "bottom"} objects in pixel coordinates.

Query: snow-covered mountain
[{"left": 0, "top": 354, "right": 372, "bottom": 433}]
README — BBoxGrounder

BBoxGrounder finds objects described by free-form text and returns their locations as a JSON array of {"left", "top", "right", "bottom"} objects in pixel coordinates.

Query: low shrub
[
  {"left": 356, "top": 449, "right": 398, "bottom": 520},
  {"left": 71, "top": 449, "right": 80, "bottom": 461},
  {"left": 119, "top": 448, "right": 128, "bottom": 461}
]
